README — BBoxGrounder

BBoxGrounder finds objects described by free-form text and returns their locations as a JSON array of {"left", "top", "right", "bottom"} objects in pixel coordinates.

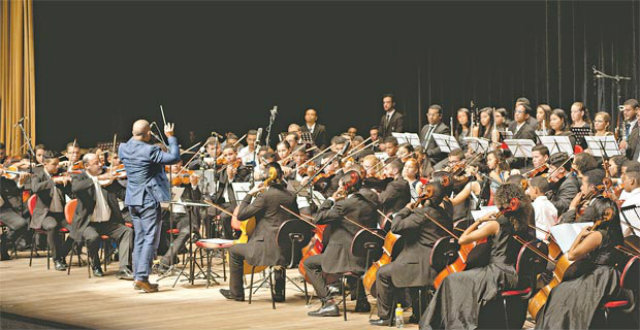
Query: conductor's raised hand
[{"left": 164, "top": 123, "right": 175, "bottom": 138}]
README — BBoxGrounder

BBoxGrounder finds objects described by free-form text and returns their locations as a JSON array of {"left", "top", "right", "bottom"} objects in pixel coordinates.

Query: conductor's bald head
[{"left": 132, "top": 119, "right": 151, "bottom": 142}]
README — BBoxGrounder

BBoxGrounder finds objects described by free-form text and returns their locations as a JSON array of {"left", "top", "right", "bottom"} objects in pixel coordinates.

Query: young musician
[
  {"left": 237, "top": 130, "right": 258, "bottom": 165},
  {"left": 420, "top": 104, "right": 451, "bottom": 166},
  {"left": 549, "top": 108, "right": 577, "bottom": 148},
  {"left": 69, "top": 153, "right": 133, "bottom": 278},
  {"left": 219, "top": 162, "right": 298, "bottom": 302},
  {"left": 472, "top": 107, "right": 494, "bottom": 140},
  {"left": 454, "top": 108, "right": 471, "bottom": 149},
  {"left": 570, "top": 102, "right": 592, "bottom": 130},
  {"left": 29, "top": 151, "right": 73, "bottom": 271},
  {"left": 547, "top": 152, "right": 580, "bottom": 215},
  {"left": 526, "top": 176, "right": 558, "bottom": 241},
  {"left": 402, "top": 158, "right": 423, "bottom": 201},
  {"left": 0, "top": 158, "right": 30, "bottom": 259},
  {"left": 370, "top": 172, "right": 454, "bottom": 326},
  {"left": 535, "top": 197, "right": 633, "bottom": 329},
  {"left": 380, "top": 160, "right": 411, "bottom": 215},
  {"left": 420, "top": 183, "right": 533, "bottom": 330},
  {"left": 592, "top": 111, "right": 614, "bottom": 136},
  {"left": 304, "top": 171, "right": 380, "bottom": 316},
  {"left": 212, "top": 146, "right": 250, "bottom": 239},
  {"left": 536, "top": 104, "right": 552, "bottom": 133}
]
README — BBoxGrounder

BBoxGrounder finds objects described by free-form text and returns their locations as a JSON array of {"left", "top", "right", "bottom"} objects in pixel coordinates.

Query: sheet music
[
  {"left": 584, "top": 136, "right": 622, "bottom": 157},
  {"left": 550, "top": 222, "right": 593, "bottom": 254},
  {"left": 540, "top": 135, "right": 574, "bottom": 156},
  {"left": 463, "top": 137, "right": 490, "bottom": 154},
  {"left": 471, "top": 206, "right": 499, "bottom": 221},
  {"left": 431, "top": 133, "right": 461, "bottom": 153},
  {"left": 392, "top": 132, "right": 422, "bottom": 149},
  {"left": 620, "top": 204, "right": 640, "bottom": 237},
  {"left": 504, "top": 139, "right": 536, "bottom": 158}
]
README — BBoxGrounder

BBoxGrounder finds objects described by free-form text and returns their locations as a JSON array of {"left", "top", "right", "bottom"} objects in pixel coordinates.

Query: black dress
[
  {"left": 535, "top": 228, "right": 627, "bottom": 330},
  {"left": 420, "top": 216, "right": 524, "bottom": 330}
]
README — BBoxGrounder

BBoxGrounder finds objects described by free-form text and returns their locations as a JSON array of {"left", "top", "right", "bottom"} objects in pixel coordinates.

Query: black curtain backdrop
[{"left": 32, "top": 1, "right": 640, "bottom": 151}]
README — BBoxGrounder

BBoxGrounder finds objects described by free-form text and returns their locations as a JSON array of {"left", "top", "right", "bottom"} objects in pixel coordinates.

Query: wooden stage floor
[{"left": 1, "top": 252, "right": 418, "bottom": 330}]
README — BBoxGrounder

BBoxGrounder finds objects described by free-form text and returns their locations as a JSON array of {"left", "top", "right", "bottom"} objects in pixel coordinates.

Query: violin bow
[
  {"left": 343, "top": 216, "right": 385, "bottom": 240},
  {"left": 279, "top": 205, "right": 317, "bottom": 228}
]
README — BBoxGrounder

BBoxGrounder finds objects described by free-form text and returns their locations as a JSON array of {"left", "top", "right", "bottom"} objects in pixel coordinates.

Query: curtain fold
[{"left": 1, "top": 0, "right": 36, "bottom": 158}]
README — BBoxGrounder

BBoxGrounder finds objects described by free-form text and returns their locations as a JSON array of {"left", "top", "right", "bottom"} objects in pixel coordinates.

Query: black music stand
[
  {"left": 168, "top": 200, "right": 210, "bottom": 287},
  {"left": 570, "top": 127, "right": 592, "bottom": 147}
]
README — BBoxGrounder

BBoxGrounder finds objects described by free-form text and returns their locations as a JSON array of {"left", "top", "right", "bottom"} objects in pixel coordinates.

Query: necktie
[
  {"left": 423, "top": 125, "right": 435, "bottom": 148},
  {"left": 625, "top": 123, "right": 631, "bottom": 138}
]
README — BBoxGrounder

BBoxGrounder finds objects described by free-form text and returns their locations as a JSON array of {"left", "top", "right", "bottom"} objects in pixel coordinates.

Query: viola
[{"left": 525, "top": 163, "right": 549, "bottom": 178}]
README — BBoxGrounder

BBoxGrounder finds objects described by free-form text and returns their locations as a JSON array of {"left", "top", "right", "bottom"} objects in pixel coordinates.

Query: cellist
[
  {"left": 369, "top": 171, "right": 454, "bottom": 326},
  {"left": 304, "top": 170, "right": 380, "bottom": 317}
]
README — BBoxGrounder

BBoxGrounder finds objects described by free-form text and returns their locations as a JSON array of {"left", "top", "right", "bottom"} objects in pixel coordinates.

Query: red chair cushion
[
  {"left": 501, "top": 287, "right": 531, "bottom": 297},
  {"left": 167, "top": 228, "right": 180, "bottom": 234},
  {"left": 195, "top": 240, "right": 233, "bottom": 249},
  {"left": 100, "top": 235, "right": 110, "bottom": 240},
  {"left": 124, "top": 222, "right": 133, "bottom": 228},
  {"left": 604, "top": 300, "right": 629, "bottom": 309},
  {"left": 59, "top": 228, "right": 69, "bottom": 233}
]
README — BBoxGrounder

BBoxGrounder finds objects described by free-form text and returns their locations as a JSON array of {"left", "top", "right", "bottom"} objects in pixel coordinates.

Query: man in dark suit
[
  {"left": 29, "top": 151, "right": 73, "bottom": 270},
  {"left": 220, "top": 162, "right": 299, "bottom": 302},
  {"left": 119, "top": 120, "right": 180, "bottom": 292},
  {"left": 547, "top": 152, "right": 580, "bottom": 216},
  {"left": 507, "top": 103, "right": 537, "bottom": 142},
  {"left": 619, "top": 99, "right": 639, "bottom": 161},
  {"left": 419, "top": 104, "right": 451, "bottom": 166},
  {"left": 379, "top": 94, "right": 404, "bottom": 138},
  {"left": 69, "top": 153, "right": 133, "bottom": 278},
  {"left": 300, "top": 108, "right": 328, "bottom": 149},
  {"left": 304, "top": 171, "right": 381, "bottom": 317},
  {"left": 515, "top": 97, "right": 538, "bottom": 128},
  {"left": 370, "top": 173, "right": 454, "bottom": 326},
  {"left": 0, "top": 159, "right": 30, "bottom": 260},
  {"left": 379, "top": 160, "right": 411, "bottom": 215}
]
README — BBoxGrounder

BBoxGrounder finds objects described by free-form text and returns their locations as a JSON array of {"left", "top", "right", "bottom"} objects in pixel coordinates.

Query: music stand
[
  {"left": 540, "top": 136, "right": 574, "bottom": 156},
  {"left": 504, "top": 139, "right": 535, "bottom": 158},
  {"left": 300, "top": 132, "right": 314, "bottom": 146},
  {"left": 621, "top": 204, "right": 640, "bottom": 238},
  {"left": 499, "top": 130, "right": 513, "bottom": 141},
  {"left": 392, "top": 132, "right": 422, "bottom": 149},
  {"left": 584, "top": 136, "right": 621, "bottom": 158},
  {"left": 431, "top": 133, "right": 461, "bottom": 153},
  {"left": 169, "top": 200, "right": 211, "bottom": 287},
  {"left": 463, "top": 137, "right": 490, "bottom": 154},
  {"left": 570, "top": 127, "right": 592, "bottom": 147},
  {"left": 535, "top": 130, "right": 549, "bottom": 139}
]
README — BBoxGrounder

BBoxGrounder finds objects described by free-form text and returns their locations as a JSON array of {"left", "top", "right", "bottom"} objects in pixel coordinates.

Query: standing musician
[
  {"left": 379, "top": 94, "right": 404, "bottom": 139},
  {"left": 618, "top": 98, "right": 639, "bottom": 154},
  {"left": 219, "top": 162, "right": 298, "bottom": 302},
  {"left": 420, "top": 183, "right": 533, "bottom": 330},
  {"left": 300, "top": 108, "right": 328, "bottom": 149},
  {"left": 118, "top": 120, "right": 180, "bottom": 293},
  {"left": 304, "top": 170, "right": 380, "bottom": 317},
  {"left": 547, "top": 152, "right": 580, "bottom": 215},
  {"left": 69, "top": 153, "right": 133, "bottom": 279},
  {"left": 29, "top": 150, "right": 73, "bottom": 271},
  {"left": 420, "top": 104, "right": 451, "bottom": 166},
  {"left": 370, "top": 172, "right": 454, "bottom": 326}
]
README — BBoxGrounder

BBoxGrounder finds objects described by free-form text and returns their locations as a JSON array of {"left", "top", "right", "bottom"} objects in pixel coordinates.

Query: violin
[
  {"left": 0, "top": 165, "right": 24, "bottom": 180},
  {"left": 216, "top": 159, "right": 242, "bottom": 173},
  {"left": 524, "top": 163, "right": 549, "bottom": 178}
]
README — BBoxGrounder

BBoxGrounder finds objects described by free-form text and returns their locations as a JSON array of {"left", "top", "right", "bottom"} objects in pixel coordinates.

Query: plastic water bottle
[{"left": 395, "top": 303, "right": 404, "bottom": 328}]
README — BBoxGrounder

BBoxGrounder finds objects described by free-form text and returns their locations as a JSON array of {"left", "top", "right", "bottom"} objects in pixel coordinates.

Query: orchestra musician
[
  {"left": 546, "top": 152, "right": 580, "bottom": 215},
  {"left": 300, "top": 108, "right": 328, "bottom": 149},
  {"left": 219, "top": 162, "right": 298, "bottom": 302},
  {"left": 420, "top": 104, "right": 451, "bottom": 166},
  {"left": 0, "top": 155, "right": 30, "bottom": 259},
  {"left": 379, "top": 160, "right": 411, "bottom": 215},
  {"left": 379, "top": 94, "right": 404, "bottom": 138}
]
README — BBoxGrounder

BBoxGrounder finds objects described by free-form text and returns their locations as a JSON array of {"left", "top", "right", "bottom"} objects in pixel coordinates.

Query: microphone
[
  {"left": 210, "top": 132, "right": 223, "bottom": 139},
  {"left": 256, "top": 127, "right": 263, "bottom": 144},
  {"left": 338, "top": 140, "right": 351, "bottom": 157}
]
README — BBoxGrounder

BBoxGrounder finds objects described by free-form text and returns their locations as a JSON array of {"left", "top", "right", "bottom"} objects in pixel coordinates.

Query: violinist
[
  {"left": 219, "top": 162, "right": 298, "bottom": 302},
  {"left": 69, "top": 153, "right": 133, "bottom": 279},
  {"left": 368, "top": 126, "right": 382, "bottom": 152},
  {"left": 620, "top": 166, "right": 640, "bottom": 236},
  {"left": 212, "top": 146, "right": 250, "bottom": 239},
  {"left": 547, "top": 152, "right": 579, "bottom": 215},
  {"left": 276, "top": 141, "right": 291, "bottom": 166},
  {"left": 559, "top": 168, "right": 606, "bottom": 224},
  {"left": 34, "top": 144, "right": 46, "bottom": 165},
  {"left": 443, "top": 149, "right": 472, "bottom": 221},
  {"left": 382, "top": 137, "right": 399, "bottom": 164},
  {"left": 450, "top": 150, "right": 509, "bottom": 209},
  {"left": 349, "top": 135, "right": 374, "bottom": 161},
  {"left": 402, "top": 158, "right": 423, "bottom": 201},
  {"left": 526, "top": 176, "right": 558, "bottom": 241},
  {"left": 369, "top": 172, "right": 453, "bottom": 326},
  {"left": 420, "top": 183, "right": 533, "bottom": 330},
  {"left": 237, "top": 129, "right": 258, "bottom": 165},
  {"left": 522, "top": 145, "right": 549, "bottom": 178},
  {"left": 60, "top": 141, "right": 82, "bottom": 172},
  {"left": 379, "top": 160, "right": 411, "bottom": 215},
  {"left": 535, "top": 197, "right": 634, "bottom": 329},
  {"left": 304, "top": 171, "right": 380, "bottom": 317},
  {"left": 156, "top": 161, "right": 201, "bottom": 272},
  {"left": 29, "top": 151, "right": 73, "bottom": 271},
  {"left": 313, "top": 152, "right": 342, "bottom": 197},
  {"left": 396, "top": 143, "right": 414, "bottom": 163},
  {"left": 0, "top": 156, "right": 30, "bottom": 259},
  {"left": 188, "top": 137, "right": 221, "bottom": 170},
  {"left": 571, "top": 152, "right": 599, "bottom": 179}
]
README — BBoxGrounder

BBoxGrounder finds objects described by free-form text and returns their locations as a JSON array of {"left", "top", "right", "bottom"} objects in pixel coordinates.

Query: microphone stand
[
  {"left": 265, "top": 106, "right": 277, "bottom": 149},
  {"left": 16, "top": 119, "right": 35, "bottom": 214},
  {"left": 592, "top": 66, "right": 631, "bottom": 131}
]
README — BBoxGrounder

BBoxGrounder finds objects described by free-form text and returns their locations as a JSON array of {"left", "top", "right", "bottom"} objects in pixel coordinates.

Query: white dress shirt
[
  {"left": 87, "top": 173, "right": 111, "bottom": 222},
  {"left": 532, "top": 195, "right": 558, "bottom": 241}
]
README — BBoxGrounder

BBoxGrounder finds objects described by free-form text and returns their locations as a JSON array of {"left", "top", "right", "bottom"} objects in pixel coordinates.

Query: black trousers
[
  {"left": 41, "top": 212, "right": 72, "bottom": 260},
  {"left": 228, "top": 243, "right": 284, "bottom": 298},
  {"left": 376, "top": 262, "right": 425, "bottom": 319},
  {"left": 82, "top": 221, "right": 133, "bottom": 270},
  {"left": 161, "top": 213, "right": 199, "bottom": 266},
  {"left": 0, "top": 207, "right": 29, "bottom": 253},
  {"left": 303, "top": 254, "right": 366, "bottom": 302}
]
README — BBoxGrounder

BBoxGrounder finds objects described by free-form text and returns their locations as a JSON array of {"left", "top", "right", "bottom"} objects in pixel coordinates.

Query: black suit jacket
[
  {"left": 212, "top": 166, "right": 250, "bottom": 207},
  {"left": 419, "top": 122, "right": 451, "bottom": 165},
  {"left": 29, "top": 168, "right": 70, "bottom": 229},
  {"left": 549, "top": 174, "right": 580, "bottom": 216},
  {"left": 313, "top": 188, "right": 380, "bottom": 273},
  {"left": 390, "top": 203, "right": 452, "bottom": 287},
  {"left": 507, "top": 121, "right": 537, "bottom": 142},
  {"left": 236, "top": 185, "right": 298, "bottom": 266},
  {"left": 626, "top": 123, "right": 639, "bottom": 161},
  {"left": 379, "top": 177, "right": 411, "bottom": 214},
  {"left": 301, "top": 123, "right": 328, "bottom": 149},
  {"left": 69, "top": 172, "right": 124, "bottom": 241},
  {"left": 379, "top": 110, "right": 404, "bottom": 138},
  {"left": 1, "top": 177, "right": 23, "bottom": 212}
]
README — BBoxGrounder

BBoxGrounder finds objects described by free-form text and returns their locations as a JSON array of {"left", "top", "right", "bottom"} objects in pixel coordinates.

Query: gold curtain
[{"left": 1, "top": 0, "right": 36, "bottom": 157}]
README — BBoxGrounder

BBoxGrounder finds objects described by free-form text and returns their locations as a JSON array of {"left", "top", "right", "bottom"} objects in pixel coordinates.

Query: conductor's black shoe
[
  {"left": 92, "top": 266, "right": 104, "bottom": 277},
  {"left": 116, "top": 268, "right": 134, "bottom": 280},
  {"left": 307, "top": 302, "right": 340, "bottom": 317},
  {"left": 354, "top": 300, "right": 371, "bottom": 313},
  {"left": 369, "top": 318, "right": 392, "bottom": 326},
  {"left": 219, "top": 289, "right": 244, "bottom": 301}
]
